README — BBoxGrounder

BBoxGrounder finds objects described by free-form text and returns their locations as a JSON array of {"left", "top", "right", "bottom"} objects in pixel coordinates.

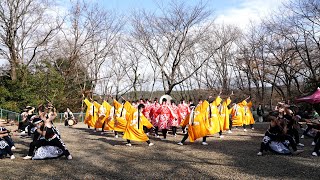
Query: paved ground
[{"left": 1, "top": 122, "right": 319, "bottom": 180}]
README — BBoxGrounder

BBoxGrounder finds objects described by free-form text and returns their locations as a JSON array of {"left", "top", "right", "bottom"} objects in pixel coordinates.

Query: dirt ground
[{"left": 1, "top": 122, "right": 319, "bottom": 180}]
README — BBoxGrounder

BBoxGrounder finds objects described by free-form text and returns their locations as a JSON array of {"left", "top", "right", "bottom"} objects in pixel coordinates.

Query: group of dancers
[
  {"left": 83, "top": 92, "right": 255, "bottom": 147},
  {"left": 0, "top": 104, "right": 72, "bottom": 160},
  {"left": 1, "top": 93, "right": 318, "bottom": 160},
  {"left": 258, "top": 102, "right": 320, "bottom": 157}
]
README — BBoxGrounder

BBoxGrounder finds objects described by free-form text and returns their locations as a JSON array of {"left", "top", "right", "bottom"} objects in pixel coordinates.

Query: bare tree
[
  {"left": 131, "top": 1, "right": 216, "bottom": 95},
  {"left": 50, "top": 0, "right": 123, "bottom": 98},
  {"left": 0, "top": 0, "right": 61, "bottom": 81},
  {"left": 203, "top": 24, "right": 241, "bottom": 92}
]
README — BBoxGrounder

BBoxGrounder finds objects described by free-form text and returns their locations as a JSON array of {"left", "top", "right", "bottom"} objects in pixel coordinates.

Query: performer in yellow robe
[
  {"left": 218, "top": 97, "right": 231, "bottom": 137},
  {"left": 90, "top": 101, "right": 101, "bottom": 129},
  {"left": 107, "top": 99, "right": 128, "bottom": 138},
  {"left": 83, "top": 98, "right": 99, "bottom": 128},
  {"left": 230, "top": 102, "right": 245, "bottom": 132},
  {"left": 123, "top": 102, "right": 154, "bottom": 146},
  {"left": 95, "top": 101, "right": 105, "bottom": 129},
  {"left": 242, "top": 99, "right": 255, "bottom": 130},
  {"left": 206, "top": 96, "right": 222, "bottom": 135},
  {"left": 102, "top": 101, "right": 113, "bottom": 131},
  {"left": 178, "top": 102, "right": 209, "bottom": 145},
  {"left": 95, "top": 100, "right": 113, "bottom": 133}
]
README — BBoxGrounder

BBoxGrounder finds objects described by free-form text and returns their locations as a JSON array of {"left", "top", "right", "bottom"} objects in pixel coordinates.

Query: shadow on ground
[{"left": 2, "top": 122, "right": 319, "bottom": 180}]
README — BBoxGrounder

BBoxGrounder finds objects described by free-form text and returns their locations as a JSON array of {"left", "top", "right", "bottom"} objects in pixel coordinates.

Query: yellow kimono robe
[
  {"left": 207, "top": 96, "right": 222, "bottom": 135},
  {"left": 102, "top": 102, "right": 113, "bottom": 130},
  {"left": 108, "top": 99, "right": 127, "bottom": 132},
  {"left": 95, "top": 101, "right": 111, "bottom": 129},
  {"left": 123, "top": 102, "right": 153, "bottom": 142},
  {"left": 180, "top": 102, "right": 208, "bottom": 142},
  {"left": 89, "top": 101, "right": 100, "bottom": 128},
  {"left": 243, "top": 101, "right": 255, "bottom": 125},
  {"left": 83, "top": 98, "right": 99, "bottom": 127},
  {"left": 220, "top": 98, "right": 231, "bottom": 130},
  {"left": 231, "top": 103, "right": 244, "bottom": 127},
  {"left": 95, "top": 101, "right": 106, "bottom": 129}
]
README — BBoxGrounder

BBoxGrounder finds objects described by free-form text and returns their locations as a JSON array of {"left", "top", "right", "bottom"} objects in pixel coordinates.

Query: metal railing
[
  {"left": 0, "top": 108, "right": 85, "bottom": 124},
  {"left": 0, "top": 108, "right": 20, "bottom": 122}
]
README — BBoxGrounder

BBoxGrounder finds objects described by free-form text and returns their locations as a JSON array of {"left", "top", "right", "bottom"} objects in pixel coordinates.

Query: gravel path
[{"left": 1, "top": 122, "right": 319, "bottom": 180}]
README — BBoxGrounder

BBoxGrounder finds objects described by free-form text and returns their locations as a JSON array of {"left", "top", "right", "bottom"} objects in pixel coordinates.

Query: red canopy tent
[{"left": 296, "top": 87, "right": 320, "bottom": 104}]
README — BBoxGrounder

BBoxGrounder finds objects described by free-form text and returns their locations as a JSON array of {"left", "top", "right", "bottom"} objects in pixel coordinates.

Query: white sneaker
[
  {"left": 146, "top": 133, "right": 149, "bottom": 136},
  {"left": 156, "top": 135, "right": 160, "bottom": 138},
  {"left": 67, "top": 155, "right": 73, "bottom": 160},
  {"left": 115, "top": 135, "right": 118, "bottom": 138},
  {"left": 312, "top": 141, "right": 316, "bottom": 146},
  {"left": 10, "top": 155, "right": 15, "bottom": 159},
  {"left": 257, "top": 152, "right": 262, "bottom": 156},
  {"left": 148, "top": 143, "right": 154, "bottom": 146},
  {"left": 202, "top": 142, "right": 208, "bottom": 146},
  {"left": 219, "top": 135, "right": 224, "bottom": 138},
  {"left": 11, "top": 146, "right": 16, "bottom": 150},
  {"left": 23, "top": 155, "right": 32, "bottom": 160},
  {"left": 300, "top": 135, "right": 304, "bottom": 139},
  {"left": 125, "top": 143, "right": 132, "bottom": 146},
  {"left": 100, "top": 132, "right": 104, "bottom": 135},
  {"left": 93, "top": 130, "right": 97, "bottom": 132},
  {"left": 227, "top": 130, "right": 232, "bottom": 134},
  {"left": 20, "top": 131, "right": 26, "bottom": 135},
  {"left": 244, "top": 129, "right": 247, "bottom": 132},
  {"left": 177, "top": 142, "right": 183, "bottom": 146},
  {"left": 312, "top": 152, "right": 318, "bottom": 156},
  {"left": 251, "top": 127, "right": 255, "bottom": 130},
  {"left": 297, "top": 143, "right": 305, "bottom": 147}
]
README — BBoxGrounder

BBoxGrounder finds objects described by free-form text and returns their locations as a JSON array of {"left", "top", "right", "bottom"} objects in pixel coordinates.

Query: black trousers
[
  {"left": 154, "top": 126, "right": 159, "bottom": 136},
  {"left": 3, "top": 145, "right": 13, "bottom": 156},
  {"left": 28, "top": 137, "right": 70, "bottom": 157},
  {"left": 143, "top": 126, "right": 150, "bottom": 133},
  {"left": 162, "top": 129, "right": 168, "bottom": 139},
  {"left": 27, "top": 122, "right": 34, "bottom": 136},
  {"left": 260, "top": 133, "right": 297, "bottom": 152},
  {"left": 3, "top": 136, "right": 14, "bottom": 147},
  {"left": 180, "top": 132, "right": 207, "bottom": 143},
  {"left": 18, "top": 121, "right": 28, "bottom": 131},
  {"left": 172, "top": 126, "right": 177, "bottom": 135},
  {"left": 101, "top": 122, "right": 106, "bottom": 132},
  {"left": 287, "top": 127, "right": 300, "bottom": 144}
]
